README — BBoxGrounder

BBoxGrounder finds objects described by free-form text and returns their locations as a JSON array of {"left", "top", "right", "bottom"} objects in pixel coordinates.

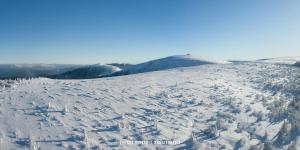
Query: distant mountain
[
  {"left": 256, "top": 56, "right": 300, "bottom": 65},
  {"left": 49, "top": 64, "right": 121, "bottom": 79},
  {"left": 0, "top": 55, "right": 227, "bottom": 79},
  {"left": 109, "top": 54, "right": 227, "bottom": 76},
  {"left": 0, "top": 64, "right": 83, "bottom": 79}
]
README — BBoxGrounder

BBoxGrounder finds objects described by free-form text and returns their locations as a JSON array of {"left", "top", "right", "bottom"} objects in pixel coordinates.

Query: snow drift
[
  {"left": 110, "top": 54, "right": 227, "bottom": 76},
  {"left": 50, "top": 64, "right": 121, "bottom": 79}
]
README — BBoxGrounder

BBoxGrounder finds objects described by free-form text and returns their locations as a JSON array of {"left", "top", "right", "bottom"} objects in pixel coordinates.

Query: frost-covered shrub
[
  {"left": 216, "top": 118, "right": 228, "bottom": 131},
  {"left": 63, "top": 105, "right": 68, "bottom": 114},
  {"left": 80, "top": 129, "right": 89, "bottom": 149},
  {"left": 268, "top": 99, "right": 288, "bottom": 122},
  {"left": 29, "top": 135, "right": 37, "bottom": 150},
  {"left": 224, "top": 99, "right": 241, "bottom": 114},
  {"left": 235, "top": 122, "right": 249, "bottom": 133},
  {"left": 289, "top": 99, "right": 300, "bottom": 129},
  {"left": 0, "top": 79, "right": 16, "bottom": 88},
  {"left": 249, "top": 143, "right": 264, "bottom": 150},
  {"left": 0, "top": 131, "right": 3, "bottom": 146},
  {"left": 263, "top": 141, "right": 276, "bottom": 150},
  {"left": 188, "top": 132, "right": 212, "bottom": 150},
  {"left": 273, "top": 121, "right": 299, "bottom": 147},
  {"left": 217, "top": 112, "right": 236, "bottom": 123},
  {"left": 205, "top": 125, "right": 219, "bottom": 138},
  {"left": 245, "top": 105, "right": 252, "bottom": 113},
  {"left": 234, "top": 137, "right": 247, "bottom": 150},
  {"left": 262, "top": 130, "right": 269, "bottom": 142},
  {"left": 251, "top": 111, "right": 265, "bottom": 122},
  {"left": 287, "top": 139, "right": 300, "bottom": 150},
  {"left": 13, "top": 130, "right": 21, "bottom": 139},
  {"left": 118, "top": 118, "right": 128, "bottom": 130},
  {"left": 262, "top": 74, "right": 300, "bottom": 148},
  {"left": 47, "top": 102, "right": 55, "bottom": 110},
  {"left": 195, "top": 141, "right": 221, "bottom": 150}
]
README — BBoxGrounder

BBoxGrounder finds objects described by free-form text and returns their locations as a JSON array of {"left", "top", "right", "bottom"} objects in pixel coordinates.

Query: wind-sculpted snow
[{"left": 0, "top": 63, "right": 300, "bottom": 149}]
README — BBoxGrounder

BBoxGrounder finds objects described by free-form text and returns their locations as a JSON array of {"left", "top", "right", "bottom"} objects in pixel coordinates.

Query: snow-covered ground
[{"left": 0, "top": 62, "right": 300, "bottom": 149}]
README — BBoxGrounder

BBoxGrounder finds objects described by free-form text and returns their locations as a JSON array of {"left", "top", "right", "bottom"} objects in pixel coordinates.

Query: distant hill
[
  {"left": 0, "top": 64, "right": 83, "bottom": 79},
  {"left": 109, "top": 54, "right": 227, "bottom": 76},
  {"left": 0, "top": 55, "right": 227, "bottom": 79},
  {"left": 256, "top": 56, "right": 300, "bottom": 65},
  {"left": 49, "top": 64, "right": 121, "bottom": 79}
]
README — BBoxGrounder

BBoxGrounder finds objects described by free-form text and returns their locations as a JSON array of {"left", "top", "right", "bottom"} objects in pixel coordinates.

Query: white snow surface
[{"left": 0, "top": 62, "right": 300, "bottom": 149}]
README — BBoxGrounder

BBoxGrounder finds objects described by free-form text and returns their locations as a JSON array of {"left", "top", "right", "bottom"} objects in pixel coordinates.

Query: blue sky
[{"left": 0, "top": 0, "right": 299, "bottom": 64}]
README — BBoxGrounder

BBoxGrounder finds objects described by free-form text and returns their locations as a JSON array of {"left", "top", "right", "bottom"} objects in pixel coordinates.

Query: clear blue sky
[{"left": 0, "top": 0, "right": 299, "bottom": 64}]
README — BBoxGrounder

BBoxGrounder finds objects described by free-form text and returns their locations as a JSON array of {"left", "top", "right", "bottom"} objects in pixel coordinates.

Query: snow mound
[
  {"left": 256, "top": 56, "right": 300, "bottom": 65},
  {"left": 50, "top": 64, "right": 121, "bottom": 79},
  {"left": 112, "top": 54, "right": 227, "bottom": 76}
]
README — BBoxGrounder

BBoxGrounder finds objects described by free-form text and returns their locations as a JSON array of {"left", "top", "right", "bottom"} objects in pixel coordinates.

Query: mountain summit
[{"left": 111, "top": 54, "right": 227, "bottom": 76}]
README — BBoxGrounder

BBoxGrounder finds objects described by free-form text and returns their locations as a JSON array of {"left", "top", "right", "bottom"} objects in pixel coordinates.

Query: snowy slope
[
  {"left": 256, "top": 56, "right": 300, "bottom": 65},
  {"left": 50, "top": 64, "right": 121, "bottom": 79},
  {"left": 1, "top": 63, "right": 300, "bottom": 149},
  {"left": 111, "top": 54, "right": 228, "bottom": 76},
  {"left": 294, "top": 61, "right": 300, "bottom": 67}
]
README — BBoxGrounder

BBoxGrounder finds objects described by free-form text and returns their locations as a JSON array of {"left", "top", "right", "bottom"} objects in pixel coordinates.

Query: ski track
[{"left": 0, "top": 63, "right": 299, "bottom": 149}]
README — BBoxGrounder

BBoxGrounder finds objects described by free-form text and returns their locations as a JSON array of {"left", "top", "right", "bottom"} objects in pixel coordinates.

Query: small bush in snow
[
  {"left": 268, "top": 99, "right": 287, "bottom": 122},
  {"left": 63, "top": 105, "right": 68, "bottom": 114},
  {"left": 80, "top": 129, "right": 89, "bottom": 149},
  {"left": 273, "top": 121, "right": 299, "bottom": 146},
  {"left": 235, "top": 137, "right": 247, "bottom": 149},
  {"left": 249, "top": 143, "right": 264, "bottom": 150},
  {"left": 216, "top": 118, "right": 228, "bottom": 131},
  {"left": 47, "top": 102, "right": 55, "bottom": 110},
  {"left": 245, "top": 105, "right": 252, "bottom": 113},
  {"left": 252, "top": 111, "right": 265, "bottom": 122},
  {"left": 235, "top": 122, "right": 249, "bottom": 133},
  {"left": 205, "top": 125, "right": 219, "bottom": 138},
  {"left": 287, "top": 139, "right": 300, "bottom": 150},
  {"left": 263, "top": 142, "right": 276, "bottom": 150},
  {"left": 29, "top": 135, "right": 37, "bottom": 150}
]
